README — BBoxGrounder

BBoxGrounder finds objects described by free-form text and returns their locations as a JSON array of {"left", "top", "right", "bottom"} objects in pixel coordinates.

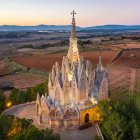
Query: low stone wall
[{"left": 2, "top": 101, "right": 36, "bottom": 115}]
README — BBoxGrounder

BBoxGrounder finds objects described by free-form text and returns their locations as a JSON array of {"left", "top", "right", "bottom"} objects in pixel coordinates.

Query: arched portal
[
  {"left": 85, "top": 113, "right": 89, "bottom": 123},
  {"left": 73, "top": 110, "right": 78, "bottom": 119},
  {"left": 40, "top": 110, "right": 49, "bottom": 124},
  {"left": 64, "top": 109, "right": 72, "bottom": 119},
  {"left": 50, "top": 110, "right": 55, "bottom": 119},
  {"left": 56, "top": 110, "right": 62, "bottom": 120}
]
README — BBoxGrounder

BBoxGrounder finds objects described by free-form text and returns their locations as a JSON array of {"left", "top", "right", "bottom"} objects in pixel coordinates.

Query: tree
[
  {"left": 99, "top": 95, "right": 140, "bottom": 140},
  {"left": 0, "top": 115, "right": 13, "bottom": 140},
  {"left": 53, "top": 133, "right": 60, "bottom": 140},
  {"left": 0, "top": 115, "right": 60, "bottom": 140},
  {"left": 9, "top": 80, "right": 48, "bottom": 105},
  {"left": 13, "top": 126, "right": 44, "bottom": 140},
  {"left": 0, "top": 92, "right": 6, "bottom": 113},
  {"left": 12, "top": 127, "right": 60, "bottom": 140},
  {"left": 98, "top": 100, "right": 111, "bottom": 121},
  {"left": 8, "top": 118, "right": 32, "bottom": 137}
]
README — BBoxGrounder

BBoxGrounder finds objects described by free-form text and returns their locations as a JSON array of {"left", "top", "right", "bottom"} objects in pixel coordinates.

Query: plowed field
[
  {"left": 113, "top": 48, "right": 140, "bottom": 69},
  {"left": 12, "top": 51, "right": 117, "bottom": 71}
]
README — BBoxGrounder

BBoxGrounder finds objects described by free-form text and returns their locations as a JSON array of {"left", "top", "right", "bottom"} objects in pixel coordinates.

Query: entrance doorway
[
  {"left": 40, "top": 110, "right": 49, "bottom": 124},
  {"left": 85, "top": 113, "right": 89, "bottom": 123}
]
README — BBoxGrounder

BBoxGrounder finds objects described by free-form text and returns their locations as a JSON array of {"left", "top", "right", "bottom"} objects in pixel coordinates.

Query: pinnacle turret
[{"left": 99, "top": 50, "right": 102, "bottom": 65}]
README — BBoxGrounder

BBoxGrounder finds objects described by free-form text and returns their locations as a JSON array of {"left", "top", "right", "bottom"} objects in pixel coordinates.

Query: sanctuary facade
[{"left": 36, "top": 11, "right": 109, "bottom": 128}]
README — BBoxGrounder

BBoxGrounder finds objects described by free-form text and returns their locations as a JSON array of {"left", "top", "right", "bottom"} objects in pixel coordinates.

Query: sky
[{"left": 0, "top": 0, "right": 140, "bottom": 27}]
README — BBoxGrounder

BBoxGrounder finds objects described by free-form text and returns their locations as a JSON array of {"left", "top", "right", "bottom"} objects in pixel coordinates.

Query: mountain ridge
[{"left": 0, "top": 24, "right": 140, "bottom": 31}]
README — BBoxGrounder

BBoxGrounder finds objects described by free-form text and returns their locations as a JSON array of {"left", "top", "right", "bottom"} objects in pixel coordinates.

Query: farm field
[
  {"left": 0, "top": 61, "right": 5, "bottom": 68},
  {"left": 109, "top": 48, "right": 140, "bottom": 101},
  {"left": 12, "top": 51, "right": 117, "bottom": 71},
  {"left": 113, "top": 48, "right": 140, "bottom": 69},
  {"left": 109, "top": 66, "right": 131, "bottom": 102},
  {"left": 0, "top": 72, "right": 47, "bottom": 89},
  {"left": 112, "top": 42, "right": 140, "bottom": 50},
  {"left": 0, "top": 61, "right": 10, "bottom": 75},
  {"left": 109, "top": 64, "right": 140, "bottom": 102}
]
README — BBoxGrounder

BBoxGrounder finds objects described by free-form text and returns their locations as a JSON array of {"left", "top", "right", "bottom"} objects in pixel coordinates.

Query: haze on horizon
[{"left": 0, "top": 0, "right": 140, "bottom": 27}]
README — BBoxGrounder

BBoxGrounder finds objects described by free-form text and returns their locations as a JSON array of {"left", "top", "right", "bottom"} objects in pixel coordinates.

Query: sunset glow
[{"left": 0, "top": 0, "right": 140, "bottom": 26}]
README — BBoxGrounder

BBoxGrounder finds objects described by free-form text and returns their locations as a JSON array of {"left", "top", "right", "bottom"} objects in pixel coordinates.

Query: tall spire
[
  {"left": 67, "top": 10, "right": 80, "bottom": 64},
  {"left": 70, "top": 10, "right": 76, "bottom": 38},
  {"left": 99, "top": 49, "right": 102, "bottom": 65}
]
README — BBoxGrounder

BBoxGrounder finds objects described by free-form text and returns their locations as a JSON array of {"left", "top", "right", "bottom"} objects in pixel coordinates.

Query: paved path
[{"left": 4, "top": 103, "right": 97, "bottom": 140}]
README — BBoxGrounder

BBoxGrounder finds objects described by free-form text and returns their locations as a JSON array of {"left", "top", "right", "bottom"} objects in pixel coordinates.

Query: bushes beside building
[
  {"left": 9, "top": 80, "right": 48, "bottom": 105},
  {"left": 0, "top": 115, "right": 60, "bottom": 140},
  {"left": 0, "top": 80, "right": 48, "bottom": 114},
  {"left": 99, "top": 94, "right": 140, "bottom": 140},
  {"left": 0, "top": 92, "right": 6, "bottom": 113}
]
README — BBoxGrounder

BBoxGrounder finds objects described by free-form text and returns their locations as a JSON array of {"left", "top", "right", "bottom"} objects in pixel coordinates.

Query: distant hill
[
  {"left": 85, "top": 25, "right": 140, "bottom": 30},
  {"left": 0, "top": 25, "right": 81, "bottom": 31},
  {"left": 0, "top": 24, "right": 140, "bottom": 31}
]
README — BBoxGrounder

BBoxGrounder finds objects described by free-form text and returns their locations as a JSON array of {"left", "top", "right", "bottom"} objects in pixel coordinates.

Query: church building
[{"left": 36, "top": 11, "right": 109, "bottom": 128}]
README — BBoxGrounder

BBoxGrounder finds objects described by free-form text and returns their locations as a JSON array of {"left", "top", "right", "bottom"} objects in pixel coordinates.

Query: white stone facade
[{"left": 36, "top": 11, "right": 109, "bottom": 128}]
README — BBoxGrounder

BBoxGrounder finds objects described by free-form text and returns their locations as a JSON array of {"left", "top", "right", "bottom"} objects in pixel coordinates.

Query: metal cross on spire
[
  {"left": 71, "top": 10, "right": 76, "bottom": 19},
  {"left": 70, "top": 10, "right": 76, "bottom": 38}
]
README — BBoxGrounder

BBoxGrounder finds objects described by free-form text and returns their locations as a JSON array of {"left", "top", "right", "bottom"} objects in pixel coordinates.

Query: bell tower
[{"left": 67, "top": 10, "right": 80, "bottom": 64}]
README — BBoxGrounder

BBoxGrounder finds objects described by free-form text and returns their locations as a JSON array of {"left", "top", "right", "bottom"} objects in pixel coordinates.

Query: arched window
[
  {"left": 56, "top": 110, "right": 62, "bottom": 120},
  {"left": 64, "top": 109, "right": 72, "bottom": 119},
  {"left": 50, "top": 110, "right": 55, "bottom": 119},
  {"left": 73, "top": 110, "right": 78, "bottom": 119}
]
